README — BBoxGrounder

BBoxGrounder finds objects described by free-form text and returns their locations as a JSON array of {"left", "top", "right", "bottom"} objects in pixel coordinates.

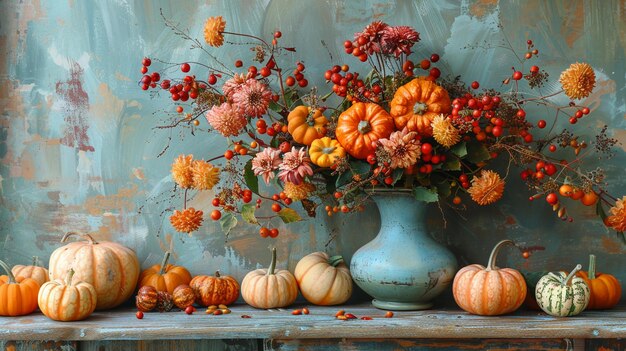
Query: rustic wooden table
[{"left": 1, "top": 304, "right": 624, "bottom": 350}]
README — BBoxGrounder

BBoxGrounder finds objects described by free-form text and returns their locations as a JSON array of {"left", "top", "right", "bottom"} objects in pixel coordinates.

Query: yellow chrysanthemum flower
[
  {"left": 171, "top": 155, "right": 194, "bottom": 189},
  {"left": 605, "top": 196, "right": 626, "bottom": 232},
  {"left": 559, "top": 62, "right": 596, "bottom": 100},
  {"left": 170, "top": 208, "right": 203, "bottom": 233},
  {"left": 284, "top": 181, "right": 316, "bottom": 201},
  {"left": 192, "top": 160, "right": 220, "bottom": 190},
  {"left": 431, "top": 114, "right": 460, "bottom": 148},
  {"left": 204, "top": 16, "right": 226, "bottom": 47},
  {"left": 468, "top": 170, "right": 505, "bottom": 205}
]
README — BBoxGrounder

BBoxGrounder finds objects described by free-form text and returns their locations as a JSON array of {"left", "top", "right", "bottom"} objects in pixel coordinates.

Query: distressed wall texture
[{"left": 0, "top": 0, "right": 625, "bottom": 301}]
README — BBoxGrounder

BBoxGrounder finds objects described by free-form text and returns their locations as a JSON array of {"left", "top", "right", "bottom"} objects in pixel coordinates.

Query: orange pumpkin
[
  {"left": 452, "top": 240, "right": 527, "bottom": 316},
  {"left": 287, "top": 106, "right": 328, "bottom": 145},
  {"left": 336, "top": 102, "right": 395, "bottom": 159},
  {"left": 241, "top": 248, "right": 298, "bottom": 309},
  {"left": 38, "top": 268, "right": 97, "bottom": 321},
  {"left": 11, "top": 256, "right": 49, "bottom": 287},
  {"left": 138, "top": 251, "right": 192, "bottom": 294},
  {"left": 48, "top": 232, "right": 140, "bottom": 310},
  {"left": 576, "top": 254, "right": 622, "bottom": 309},
  {"left": 389, "top": 78, "right": 451, "bottom": 136},
  {"left": 294, "top": 252, "right": 352, "bottom": 305},
  {"left": 190, "top": 271, "right": 240, "bottom": 307},
  {"left": 172, "top": 284, "right": 195, "bottom": 309},
  {"left": 0, "top": 259, "right": 40, "bottom": 316}
]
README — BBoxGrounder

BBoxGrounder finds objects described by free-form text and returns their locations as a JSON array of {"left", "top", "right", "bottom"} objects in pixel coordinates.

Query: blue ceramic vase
[{"left": 350, "top": 190, "right": 458, "bottom": 310}]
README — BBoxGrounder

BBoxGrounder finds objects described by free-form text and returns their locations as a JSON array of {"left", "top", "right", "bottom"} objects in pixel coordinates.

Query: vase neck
[{"left": 372, "top": 192, "right": 427, "bottom": 234}]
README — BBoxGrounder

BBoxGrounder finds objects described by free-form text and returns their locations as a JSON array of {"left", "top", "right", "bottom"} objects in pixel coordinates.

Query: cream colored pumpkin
[
  {"left": 241, "top": 248, "right": 298, "bottom": 309},
  {"left": 294, "top": 252, "right": 352, "bottom": 305},
  {"left": 38, "top": 268, "right": 97, "bottom": 321},
  {"left": 49, "top": 232, "right": 139, "bottom": 310},
  {"left": 535, "top": 264, "right": 590, "bottom": 317},
  {"left": 12, "top": 256, "right": 49, "bottom": 287}
]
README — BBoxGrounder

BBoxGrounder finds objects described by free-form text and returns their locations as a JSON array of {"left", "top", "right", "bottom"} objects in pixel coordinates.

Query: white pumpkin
[
  {"left": 535, "top": 264, "right": 590, "bottom": 317},
  {"left": 294, "top": 252, "right": 352, "bottom": 305}
]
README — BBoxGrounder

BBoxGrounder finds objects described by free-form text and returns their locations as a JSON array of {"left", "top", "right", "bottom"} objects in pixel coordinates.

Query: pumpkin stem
[
  {"left": 588, "top": 254, "right": 596, "bottom": 280},
  {"left": 328, "top": 255, "right": 344, "bottom": 267},
  {"left": 0, "top": 259, "right": 16, "bottom": 284},
  {"left": 266, "top": 248, "right": 277, "bottom": 276},
  {"left": 159, "top": 251, "right": 171, "bottom": 275},
  {"left": 65, "top": 268, "right": 75, "bottom": 286},
  {"left": 563, "top": 264, "right": 583, "bottom": 286},
  {"left": 61, "top": 232, "right": 98, "bottom": 245},
  {"left": 357, "top": 120, "right": 371, "bottom": 134},
  {"left": 413, "top": 102, "right": 428, "bottom": 115},
  {"left": 32, "top": 256, "right": 40, "bottom": 267},
  {"left": 215, "top": 271, "right": 221, "bottom": 278},
  {"left": 486, "top": 239, "right": 515, "bottom": 271}
]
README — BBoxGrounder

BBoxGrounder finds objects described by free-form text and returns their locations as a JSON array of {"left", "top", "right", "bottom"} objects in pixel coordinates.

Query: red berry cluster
[
  {"left": 285, "top": 61, "right": 308, "bottom": 88},
  {"left": 323, "top": 64, "right": 377, "bottom": 101}
]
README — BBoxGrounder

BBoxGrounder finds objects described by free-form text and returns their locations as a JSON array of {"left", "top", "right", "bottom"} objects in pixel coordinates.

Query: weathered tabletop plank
[{"left": 0, "top": 304, "right": 624, "bottom": 341}]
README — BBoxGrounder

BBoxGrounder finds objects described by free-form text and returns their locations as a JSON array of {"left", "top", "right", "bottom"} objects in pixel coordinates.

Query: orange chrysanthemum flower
[
  {"left": 431, "top": 114, "right": 460, "bottom": 148},
  {"left": 170, "top": 208, "right": 204, "bottom": 233},
  {"left": 559, "top": 62, "right": 595, "bottom": 100},
  {"left": 468, "top": 170, "right": 505, "bottom": 205},
  {"left": 605, "top": 196, "right": 626, "bottom": 232},
  {"left": 204, "top": 16, "right": 226, "bottom": 47},
  {"left": 284, "top": 181, "right": 316, "bottom": 201},
  {"left": 171, "top": 155, "right": 194, "bottom": 189},
  {"left": 192, "top": 160, "right": 220, "bottom": 190}
]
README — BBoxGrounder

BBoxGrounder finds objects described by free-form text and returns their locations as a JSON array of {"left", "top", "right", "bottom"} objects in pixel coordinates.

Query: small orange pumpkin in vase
[
  {"left": 576, "top": 254, "right": 622, "bottom": 309},
  {"left": 335, "top": 102, "right": 395, "bottom": 160},
  {"left": 138, "top": 251, "right": 192, "bottom": 294},
  {"left": 452, "top": 239, "right": 527, "bottom": 315},
  {"left": 287, "top": 106, "right": 328, "bottom": 146}
]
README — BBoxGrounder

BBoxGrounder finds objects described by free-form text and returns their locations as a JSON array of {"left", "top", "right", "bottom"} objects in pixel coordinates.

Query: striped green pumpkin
[{"left": 535, "top": 264, "right": 590, "bottom": 317}]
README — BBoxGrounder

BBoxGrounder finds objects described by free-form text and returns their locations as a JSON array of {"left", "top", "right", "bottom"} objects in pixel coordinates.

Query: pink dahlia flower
[
  {"left": 232, "top": 79, "right": 272, "bottom": 117},
  {"left": 278, "top": 147, "right": 313, "bottom": 185},
  {"left": 378, "top": 127, "right": 421, "bottom": 169},
  {"left": 205, "top": 102, "right": 247, "bottom": 137},
  {"left": 252, "top": 147, "right": 281, "bottom": 185},
  {"left": 381, "top": 25, "right": 420, "bottom": 57},
  {"left": 222, "top": 73, "right": 247, "bottom": 100}
]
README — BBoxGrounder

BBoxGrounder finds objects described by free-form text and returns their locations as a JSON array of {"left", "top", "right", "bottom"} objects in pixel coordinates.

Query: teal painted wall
[{"left": 1, "top": 0, "right": 624, "bottom": 302}]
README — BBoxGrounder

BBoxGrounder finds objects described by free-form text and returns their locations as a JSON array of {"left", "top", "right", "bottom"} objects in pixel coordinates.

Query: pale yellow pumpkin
[
  {"left": 11, "top": 256, "right": 49, "bottom": 287},
  {"left": 49, "top": 232, "right": 139, "bottom": 310},
  {"left": 294, "top": 252, "right": 352, "bottom": 305},
  {"left": 241, "top": 248, "right": 298, "bottom": 309},
  {"left": 38, "top": 268, "right": 97, "bottom": 321},
  {"left": 308, "top": 137, "right": 346, "bottom": 168},
  {"left": 452, "top": 239, "right": 527, "bottom": 316}
]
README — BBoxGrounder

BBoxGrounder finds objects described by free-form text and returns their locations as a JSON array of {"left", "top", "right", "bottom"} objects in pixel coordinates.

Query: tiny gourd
[
  {"left": 138, "top": 251, "right": 192, "bottom": 294},
  {"left": 335, "top": 102, "right": 395, "bottom": 160},
  {"left": 189, "top": 271, "right": 240, "bottom": 307},
  {"left": 136, "top": 285, "right": 158, "bottom": 312},
  {"left": 0, "top": 259, "right": 40, "bottom": 316},
  {"left": 287, "top": 106, "right": 328, "bottom": 146},
  {"left": 389, "top": 77, "right": 451, "bottom": 136},
  {"left": 48, "top": 232, "right": 140, "bottom": 310},
  {"left": 308, "top": 137, "right": 346, "bottom": 168},
  {"left": 452, "top": 239, "right": 527, "bottom": 315},
  {"left": 38, "top": 268, "right": 97, "bottom": 321},
  {"left": 241, "top": 248, "right": 298, "bottom": 309},
  {"left": 11, "top": 256, "right": 49, "bottom": 287},
  {"left": 576, "top": 254, "right": 621, "bottom": 310},
  {"left": 535, "top": 264, "right": 590, "bottom": 317},
  {"left": 294, "top": 252, "right": 352, "bottom": 305},
  {"left": 172, "top": 284, "right": 195, "bottom": 309}
]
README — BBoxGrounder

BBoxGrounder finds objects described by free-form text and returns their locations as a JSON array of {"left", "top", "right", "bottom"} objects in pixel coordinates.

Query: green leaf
[
  {"left": 451, "top": 142, "right": 467, "bottom": 158},
  {"left": 442, "top": 158, "right": 461, "bottom": 171},
  {"left": 219, "top": 212, "right": 238, "bottom": 235},
  {"left": 243, "top": 160, "right": 259, "bottom": 194},
  {"left": 268, "top": 100, "right": 283, "bottom": 114},
  {"left": 466, "top": 141, "right": 491, "bottom": 164},
  {"left": 240, "top": 204, "right": 258, "bottom": 224},
  {"left": 350, "top": 161, "right": 371, "bottom": 175},
  {"left": 391, "top": 168, "right": 403, "bottom": 185},
  {"left": 413, "top": 187, "right": 439, "bottom": 203},
  {"left": 435, "top": 181, "right": 451, "bottom": 198},
  {"left": 278, "top": 208, "right": 302, "bottom": 223}
]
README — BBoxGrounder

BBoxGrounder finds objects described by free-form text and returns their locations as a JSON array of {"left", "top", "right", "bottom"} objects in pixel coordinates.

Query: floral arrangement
[{"left": 139, "top": 14, "right": 624, "bottom": 241}]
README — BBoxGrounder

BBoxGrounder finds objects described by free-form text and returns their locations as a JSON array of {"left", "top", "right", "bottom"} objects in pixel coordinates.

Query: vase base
[{"left": 372, "top": 299, "right": 433, "bottom": 311}]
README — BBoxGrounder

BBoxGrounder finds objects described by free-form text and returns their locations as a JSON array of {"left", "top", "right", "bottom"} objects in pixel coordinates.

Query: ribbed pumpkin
[
  {"left": 576, "top": 254, "right": 621, "bottom": 309},
  {"left": 172, "top": 284, "right": 195, "bottom": 309},
  {"left": 335, "top": 102, "right": 394, "bottom": 159},
  {"left": 287, "top": 106, "right": 328, "bottom": 146},
  {"left": 48, "top": 232, "right": 140, "bottom": 310},
  {"left": 294, "top": 252, "right": 352, "bottom": 305},
  {"left": 136, "top": 285, "right": 158, "bottom": 312},
  {"left": 190, "top": 271, "right": 240, "bottom": 307},
  {"left": 522, "top": 271, "right": 549, "bottom": 310},
  {"left": 309, "top": 137, "right": 346, "bottom": 168},
  {"left": 241, "top": 248, "right": 298, "bottom": 309},
  {"left": 138, "top": 251, "right": 192, "bottom": 294},
  {"left": 535, "top": 264, "right": 590, "bottom": 317},
  {"left": 11, "top": 256, "right": 49, "bottom": 287},
  {"left": 452, "top": 240, "right": 527, "bottom": 316},
  {"left": 389, "top": 78, "right": 451, "bottom": 136},
  {"left": 38, "top": 268, "right": 97, "bottom": 321},
  {"left": 0, "top": 259, "right": 40, "bottom": 316}
]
